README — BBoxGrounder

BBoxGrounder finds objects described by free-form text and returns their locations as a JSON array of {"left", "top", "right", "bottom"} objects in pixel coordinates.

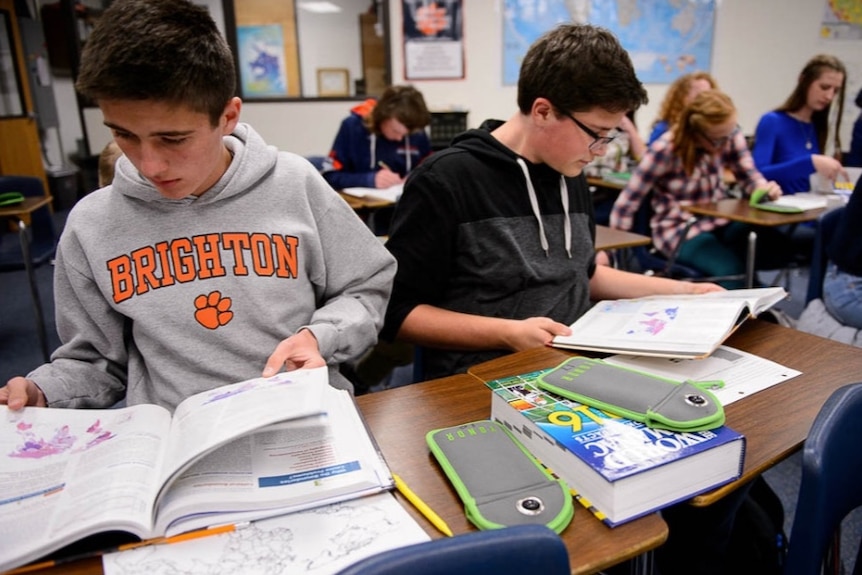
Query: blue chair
[
  {"left": 805, "top": 206, "right": 845, "bottom": 304},
  {"left": 784, "top": 382, "right": 862, "bottom": 575},
  {"left": 0, "top": 176, "right": 57, "bottom": 361},
  {"left": 333, "top": 524, "right": 570, "bottom": 575}
]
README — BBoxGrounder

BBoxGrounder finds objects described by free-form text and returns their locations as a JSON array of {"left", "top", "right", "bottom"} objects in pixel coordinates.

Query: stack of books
[{"left": 486, "top": 369, "right": 745, "bottom": 527}]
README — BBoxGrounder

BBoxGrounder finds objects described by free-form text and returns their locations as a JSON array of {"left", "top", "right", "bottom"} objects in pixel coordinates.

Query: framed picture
[{"left": 317, "top": 68, "right": 350, "bottom": 97}]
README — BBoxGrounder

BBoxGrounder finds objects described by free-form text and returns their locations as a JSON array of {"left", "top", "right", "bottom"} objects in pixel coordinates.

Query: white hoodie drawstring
[
  {"left": 516, "top": 158, "right": 572, "bottom": 259},
  {"left": 369, "top": 133, "right": 377, "bottom": 169}
]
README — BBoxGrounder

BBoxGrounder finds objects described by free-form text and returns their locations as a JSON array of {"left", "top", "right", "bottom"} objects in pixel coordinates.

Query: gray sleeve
[
  {"left": 28, "top": 231, "right": 128, "bottom": 408},
  {"left": 301, "top": 176, "right": 397, "bottom": 364}
]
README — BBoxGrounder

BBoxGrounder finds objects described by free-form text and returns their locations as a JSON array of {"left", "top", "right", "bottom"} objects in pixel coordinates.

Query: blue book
[{"left": 487, "top": 369, "right": 745, "bottom": 527}]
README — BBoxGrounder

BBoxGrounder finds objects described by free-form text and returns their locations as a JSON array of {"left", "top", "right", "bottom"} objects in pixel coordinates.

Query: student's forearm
[
  {"left": 396, "top": 304, "right": 516, "bottom": 352},
  {"left": 589, "top": 266, "right": 721, "bottom": 300}
]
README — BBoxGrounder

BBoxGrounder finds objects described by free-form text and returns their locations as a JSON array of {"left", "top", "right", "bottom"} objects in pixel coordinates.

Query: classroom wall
[{"left": 72, "top": 0, "right": 862, "bottom": 162}]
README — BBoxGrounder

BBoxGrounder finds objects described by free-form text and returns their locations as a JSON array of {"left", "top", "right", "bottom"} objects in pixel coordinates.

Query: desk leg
[
  {"left": 746, "top": 231, "right": 757, "bottom": 289},
  {"left": 17, "top": 220, "right": 50, "bottom": 362}
]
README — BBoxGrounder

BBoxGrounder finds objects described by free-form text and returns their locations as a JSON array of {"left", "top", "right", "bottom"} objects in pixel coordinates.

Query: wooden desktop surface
[
  {"left": 338, "top": 191, "right": 394, "bottom": 211},
  {"left": 0, "top": 196, "right": 53, "bottom": 227},
  {"left": 357, "top": 374, "right": 668, "bottom": 575},
  {"left": 15, "top": 373, "right": 667, "bottom": 575},
  {"left": 595, "top": 225, "right": 650, "bottom": 251},
  {"left": 683, "top": 198, "right": 825, "bottom": 226},
  {"left": 468, "top": 319, "right": 862, "bottom": 508}
]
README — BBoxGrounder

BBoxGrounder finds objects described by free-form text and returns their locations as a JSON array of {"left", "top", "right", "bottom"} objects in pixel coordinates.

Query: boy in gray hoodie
[{"left": 1, "top": 0, "right": 395, "bottom": 411}]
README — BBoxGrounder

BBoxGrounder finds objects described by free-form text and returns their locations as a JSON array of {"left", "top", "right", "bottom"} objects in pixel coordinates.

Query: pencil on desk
[
  {"left": 5, "top": 523, "right": 244, "bottom": 574},
  {"left": 392, "top": 473, "right": 454, "bottom": 537}
]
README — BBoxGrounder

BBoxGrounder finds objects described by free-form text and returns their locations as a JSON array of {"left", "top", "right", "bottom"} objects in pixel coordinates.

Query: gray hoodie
[{"left": 31, "top": 123, "right": 396, "bottom": 410}]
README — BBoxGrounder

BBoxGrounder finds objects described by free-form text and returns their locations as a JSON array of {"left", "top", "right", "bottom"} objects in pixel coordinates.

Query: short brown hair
[
  {"left": 517, "top": 24, "right": 648, "bottom": 115},
  {"left": 75, "top": 0, "right": 236, "bottom": 127},
  {"left": 367, "top": 85, "right": 431, "bottom": 134}
]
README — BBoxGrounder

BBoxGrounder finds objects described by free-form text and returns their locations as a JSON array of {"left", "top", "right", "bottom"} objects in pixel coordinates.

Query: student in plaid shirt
[{"left": 611, "top": 90, "right": 788, "bottom": 287}]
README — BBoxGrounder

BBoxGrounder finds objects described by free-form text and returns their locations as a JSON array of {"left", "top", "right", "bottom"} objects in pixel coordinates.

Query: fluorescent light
[{"left": 298, "top": 1, "right": 342, "bottom": 13}]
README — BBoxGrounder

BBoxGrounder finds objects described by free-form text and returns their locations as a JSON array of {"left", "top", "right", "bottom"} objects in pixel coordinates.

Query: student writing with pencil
[{"left": 323, "top": 85, "right": 433, "bottom": 192}]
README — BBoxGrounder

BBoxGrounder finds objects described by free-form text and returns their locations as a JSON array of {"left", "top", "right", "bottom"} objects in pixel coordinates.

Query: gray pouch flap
[
  {"left": 536, "top": 357, "right": 725, "bottom": 432},
  {"left": 426, "top": 421, "right": 573, "bottom": 533}
]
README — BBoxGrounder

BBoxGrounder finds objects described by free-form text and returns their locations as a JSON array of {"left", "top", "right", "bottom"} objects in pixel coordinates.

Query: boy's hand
[
  {"left": 1, "top": 377, "right": 47, "bottom": 410},
  {"left": 262, "top": 329, "right": 326, "bottom": 377}
]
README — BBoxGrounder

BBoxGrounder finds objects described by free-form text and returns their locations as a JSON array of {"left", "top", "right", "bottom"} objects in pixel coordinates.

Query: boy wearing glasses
[
  {"left": 381, "top": 24, "right": 722, "bottom": 381},
  {"left": 382, "top": 27, "right": 752, "bottom": 575}
]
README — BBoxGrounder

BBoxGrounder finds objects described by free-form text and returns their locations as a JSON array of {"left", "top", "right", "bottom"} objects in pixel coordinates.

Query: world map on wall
[
  {"left": 502, "top": 0, "right": 716, "bottom": 85},
  {"left": 822, "top": 0, "right": 862, "bottom": 39}
]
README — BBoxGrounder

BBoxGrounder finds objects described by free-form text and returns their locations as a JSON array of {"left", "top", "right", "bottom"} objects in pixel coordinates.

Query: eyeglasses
[
  {"left": 551, "top": 103, "right": 618, "bottom": 151},
  {"left": 702, "top": 126, "right": 740, "bottom": 149}
]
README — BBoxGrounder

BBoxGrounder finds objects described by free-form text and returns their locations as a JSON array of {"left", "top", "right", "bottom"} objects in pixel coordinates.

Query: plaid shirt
[{"left": 610, "top": 130, "right": 767, "bottom": 256}]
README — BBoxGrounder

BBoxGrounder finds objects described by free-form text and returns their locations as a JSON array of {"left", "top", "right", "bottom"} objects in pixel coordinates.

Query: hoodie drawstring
[
  {"left": 371, "top": 134, "right": 413, "bottom": 174},
  {"left": 516, "top": 158, "right": 572, "bottom": 259}
]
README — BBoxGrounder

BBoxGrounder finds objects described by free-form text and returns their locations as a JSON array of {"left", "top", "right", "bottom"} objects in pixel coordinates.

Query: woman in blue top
[
  {"left": 324, "top": 85, "right": 432, "bottom": 191},
  {"left": 752, "top": 55, "right": 848, "bottom": 193},
  {"left": 824, "top": 178, "right": 862, "bottom": 329}
]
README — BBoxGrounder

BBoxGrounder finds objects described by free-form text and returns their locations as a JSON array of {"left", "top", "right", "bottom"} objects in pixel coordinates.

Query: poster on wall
[
  {"left": 820, "top": 1, "right": 862, "bottom": 40},
  {"left": 402, "top": 0, "right": 464, "bottom": 80},
  {"left": 502, "top": 0, "right": 715, "bottom": 85},
  {"left": 237, "top": 24, "right": 289, "bottom": 98}
]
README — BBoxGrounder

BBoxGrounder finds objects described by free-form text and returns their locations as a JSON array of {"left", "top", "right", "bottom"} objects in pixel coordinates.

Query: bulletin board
[{"left": 233, "top": 0, "right": 301, "bottom": 98}]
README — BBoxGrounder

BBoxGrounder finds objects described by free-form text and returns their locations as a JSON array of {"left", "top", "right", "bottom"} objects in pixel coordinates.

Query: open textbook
[
  {"left": 551, "top": 287, "right": 787, "bottom": 359},
  {"left": 341, "top": 183, "right": 403, "bottom": 203},
  {"left": 0, "top": 368, "right": 392, "bottom": 573}
]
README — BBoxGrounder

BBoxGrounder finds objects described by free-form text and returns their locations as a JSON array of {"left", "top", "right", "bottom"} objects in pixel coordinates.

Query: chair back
[
  {"left": 334, "top": 524, "right": 570, "bottom": 575},
  {"left": 0, "top": 176, "right": 57, "bottom": 270},
  {"left": 805, "top": 206, "right": 845, "bottom": 304},
  {"left": 629, "top": 190, "right": 704, "bottom": 279},
  {"left": 784, "top": 382, "right": 862, "bottom": 575}
]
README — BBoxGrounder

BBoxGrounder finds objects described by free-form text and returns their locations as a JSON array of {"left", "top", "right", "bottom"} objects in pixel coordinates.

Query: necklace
[{"left": 795, "top": 117, "right": 813, "bottom": 150}]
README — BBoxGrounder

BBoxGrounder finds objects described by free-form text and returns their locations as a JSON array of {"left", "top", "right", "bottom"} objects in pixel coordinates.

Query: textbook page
[
  {"left": 341, "top": 184, "right": 403, "bottom": 202},
  {"left": 104, "top": 492, "right": 430, "bottom": 575},
  {"left": 154, "top": 386, "right": 392, "bottom": 535},
  {"left": 605, "top": 345, "right": 802, "bottom": 406},
  {"left": 156, "top": 368, "right": 328, "bottom": 505},
  {"left": 0, "top": 404, "right": 172, "bottom": 572},
  {"left": 552, "top": 287, "right": 787, "bottom": 358}
]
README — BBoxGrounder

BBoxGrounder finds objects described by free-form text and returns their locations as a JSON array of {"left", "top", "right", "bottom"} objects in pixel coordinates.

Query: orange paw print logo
[{"left": 194, "top": 291, "right": 234, "bottom": 329}]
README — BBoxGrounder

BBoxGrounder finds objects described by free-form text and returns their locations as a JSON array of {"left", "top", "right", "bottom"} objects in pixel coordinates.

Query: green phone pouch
[
  {"left": 426, "top": 420, "right": 573, "bottom": 533},
  {"left": 537, "top": 357, "right": 725, "bottom": 432},
  {"left": 0, "top": 192, "right": 25, "bottom": 207},
  {"left": 749, "top": 188, "right": 803, "bottom": 213}
]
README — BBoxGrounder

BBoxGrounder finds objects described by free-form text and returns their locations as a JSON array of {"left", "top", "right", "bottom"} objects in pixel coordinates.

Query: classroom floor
[{"left": 0, "top": 211, "right": 858, "bottom": 571}]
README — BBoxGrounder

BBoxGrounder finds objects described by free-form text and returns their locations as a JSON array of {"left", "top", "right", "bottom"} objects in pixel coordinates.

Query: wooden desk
[
  {"left": 595, "top": 225, "right": 650, "bottom": 252},
  {"left": 682, "top": 198, "right": 825, "bottom": 227},
  {"left": 0, "top": 195, "right": 53, "bottom": 228},
  {"left": 337, "top": 191, "right": 395, "bottom": 212},
  {"left": 467, "top": 319, "right": 862, "bottom": 510},
  {"left": 14, "top": 373, "right": 667, "bottom": 575},
  {"left": 683, "top": 198, "right": 826, "bottom": 287},
  {"left": 357, "top": 374, "right": 668, "bottom": 575}
]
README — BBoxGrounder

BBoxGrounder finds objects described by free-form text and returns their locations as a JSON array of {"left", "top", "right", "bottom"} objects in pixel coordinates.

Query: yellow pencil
[
  {"left": 377, "top": 161, "right": 392, "bottom": 171},
  {"left": 392, "top": 473, "right": 453, "bottom": 537},
  {"left": 4, "top": 523, "right": 241, "bottom": 574}
]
